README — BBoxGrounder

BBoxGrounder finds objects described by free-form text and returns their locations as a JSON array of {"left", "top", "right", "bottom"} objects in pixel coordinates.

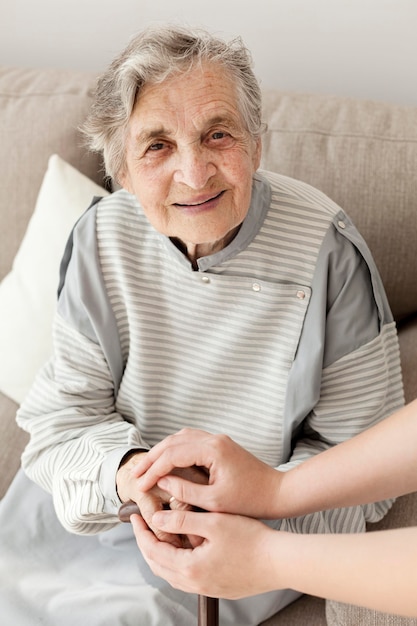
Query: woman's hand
[
  {"left": 132, "top": 511, "right": 276, "bottom": 599},
  {"left": 131, "top": 509, "right": 281, "bottom": 599},
  {"left": 116, "top": 450, "right": 208, "bottom": 547},
  {"left": 133, "top": 429, "right": 283, "bottom": 519}
]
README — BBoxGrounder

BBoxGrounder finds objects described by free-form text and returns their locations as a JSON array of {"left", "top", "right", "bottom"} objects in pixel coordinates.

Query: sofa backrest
[
  {"left": 260, "top": 90, "right": 417, "bottom": 322},
  {"left": 1, "top": 66, "right": 416, "bottom": 323},
  {"left": 0, "top": 66, "right": 103, "bottom": 282}
]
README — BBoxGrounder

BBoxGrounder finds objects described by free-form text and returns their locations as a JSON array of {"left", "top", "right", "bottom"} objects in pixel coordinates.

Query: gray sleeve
[
  {"left": 16, "top": 204, "right": 147, "bottom": 534},
  {"left": 276, "top": 212, "right": 404, "bottom": 533},
  {"left": 57, "top": 201, "right": 124, "bottom": 393},
  {"left": 281, "top": 213, "right": 384, "bottom": 447}
]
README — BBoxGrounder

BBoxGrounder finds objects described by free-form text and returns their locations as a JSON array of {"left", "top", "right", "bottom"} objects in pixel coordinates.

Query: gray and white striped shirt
[{"left": 17, "top": 171, "right": 404, "bottom": 535}]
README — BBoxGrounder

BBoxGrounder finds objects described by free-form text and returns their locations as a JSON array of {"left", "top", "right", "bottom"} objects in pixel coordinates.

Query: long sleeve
[
  {"left": 17, "top": 313, "right": 147, "bottom": 534},
  {"left": 277, "top": 218, "right": 404, "bottom": 533},
  {"left": 16, "top": 204, "right": 147, "bottom": 534}
]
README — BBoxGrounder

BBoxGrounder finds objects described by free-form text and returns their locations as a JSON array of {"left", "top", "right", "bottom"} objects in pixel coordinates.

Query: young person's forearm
[
  {"left": 274, "top": 527, "right": 417, "bottom": 617},
  {"left": 135, "top": 509, "right": 417, "bottom": 617},
  {"left": 275, "top": 400, "right": 417, "bottom": 518}
]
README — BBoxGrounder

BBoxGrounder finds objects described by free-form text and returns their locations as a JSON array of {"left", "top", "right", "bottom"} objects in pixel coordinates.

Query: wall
[{"left": 1, "top": 0, "right": 416, "bottom": 106}]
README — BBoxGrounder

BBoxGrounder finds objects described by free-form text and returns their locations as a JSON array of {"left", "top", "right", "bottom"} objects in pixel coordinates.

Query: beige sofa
[{"left": 1, "top": 65, "right": 417, "bottom": 626}]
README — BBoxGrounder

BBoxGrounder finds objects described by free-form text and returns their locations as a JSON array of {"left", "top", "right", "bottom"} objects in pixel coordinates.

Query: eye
[
  {"left": 148, "top": 141, "right": 165, "bottom": 152},
  {"left": 207, "top": 129, "right": 235, "bottom": 148},
  {"left": 211, "top": 131, "right": 229, "bottom": 140}
]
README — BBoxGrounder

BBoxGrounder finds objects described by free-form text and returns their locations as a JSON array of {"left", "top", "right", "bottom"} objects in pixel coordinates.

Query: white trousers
[{"left": 0, "top": 470, "right": 300, "bottom": 626}]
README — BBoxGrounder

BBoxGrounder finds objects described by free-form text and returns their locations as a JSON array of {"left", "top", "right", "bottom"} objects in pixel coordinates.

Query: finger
[
  {"left": 134, "top": 438, "right": 213, "bottom": 489},
  {"left": 138, "top": 494, "right": 183, "bottom": 547},
  {"left": 143, "top": 429, "right": 209, "bottom": 465},
  {"left": 166, "top": 497, "right": 204, "bottom": 548},
  {"left": 134, "top": 453, "right": 200, "bottom": 488},
  {"left": 132, "top": 521, "right": 200, "bottom": 595},
  {"left": 131, "top": 513, "right": 180, "bottom": 564},
  {"left": 157, "top": 474, "right": 211, "bottom": 510},
  {"left": 168, "top": 496, "right": 186, "bottom": 510},
  {"left": 130, "top": 453, "right": 154, "bottom": 478},
  {"left": 130, "top": 512, "right": 149, "bottom": 533},
  {"left": 152, "top": 509, "right": 214, "bottom": 540}
]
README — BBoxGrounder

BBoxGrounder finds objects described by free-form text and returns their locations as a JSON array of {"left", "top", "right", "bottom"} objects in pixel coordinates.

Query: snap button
[
  {"left": 296, "top": 290, "right": 306, "bottom": 300},
  {"left": 252, "top": 282, "right": 261, "bottom": 292}
]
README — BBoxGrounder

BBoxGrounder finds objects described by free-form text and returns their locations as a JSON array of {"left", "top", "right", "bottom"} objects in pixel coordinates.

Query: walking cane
[{"left": 119, "top": 501, "right": 219, "bottom": 626}]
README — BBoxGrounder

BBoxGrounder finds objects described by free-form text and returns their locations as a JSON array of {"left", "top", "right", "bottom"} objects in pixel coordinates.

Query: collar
[{"left": 158, "top": 172, "right": 272, "bottom": 271}]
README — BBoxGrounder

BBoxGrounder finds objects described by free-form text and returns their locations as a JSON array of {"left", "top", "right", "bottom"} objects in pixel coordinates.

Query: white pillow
[{"left": 0, "top": 154, "right": 109, "bottom": 404}]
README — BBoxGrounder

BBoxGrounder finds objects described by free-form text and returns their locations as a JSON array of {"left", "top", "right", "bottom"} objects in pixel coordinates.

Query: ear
[
  {"left": 253, "top": 137, "right": 262, "bottom": 170},
  {"left": 117, "top": 170, "right": 132, "bottom": 193}
]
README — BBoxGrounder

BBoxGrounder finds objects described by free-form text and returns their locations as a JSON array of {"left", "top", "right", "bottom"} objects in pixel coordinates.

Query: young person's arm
[
  {"left": 132, "top": 510, "right": 417, "bottom": 618},
  {"left": 131, "top": 400, "right": 417, "bottom": 617},
  {"left": 279, "top": 397, "right": 417, "bottom": 516},
  {"left": 134, "top": 399, "right": 417, "bottom": 519}
]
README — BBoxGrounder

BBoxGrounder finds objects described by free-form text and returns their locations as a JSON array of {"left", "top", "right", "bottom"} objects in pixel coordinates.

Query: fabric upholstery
[
  {"left": 326, "top": 601, "right": 417, "bottom": 626},
  {"left": 0, "top": 392, "right": 27, "bottom": 499},
  {"left": 0, "top": 66, "right": 103, "bottom": 282},
  {"left": 260, "top": 595, "right": 326, "bottom": 625},
  {"left": 261, "top": 90, "right": 417, "bottom": 321}
]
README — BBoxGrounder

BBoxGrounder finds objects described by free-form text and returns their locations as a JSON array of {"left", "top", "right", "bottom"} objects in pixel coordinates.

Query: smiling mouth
[{"left": 174, "top": 190, "right": 225, "bottom": 207}]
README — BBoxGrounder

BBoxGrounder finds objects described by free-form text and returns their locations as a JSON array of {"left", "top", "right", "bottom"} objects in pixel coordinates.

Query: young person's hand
[
  {"left": 132, "top": 508, "right": 281, "bottom": 598},
  {"left": 132, "top": 507, "right": 417, "bottom": 618},
  {"left": 133, "top": 429, "right": 283, "bottom": 519}
]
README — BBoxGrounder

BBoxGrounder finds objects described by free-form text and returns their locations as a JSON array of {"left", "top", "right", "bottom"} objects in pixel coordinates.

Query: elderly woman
[{"left": 1, "top": 24, "right": 403, "bottom": 626}]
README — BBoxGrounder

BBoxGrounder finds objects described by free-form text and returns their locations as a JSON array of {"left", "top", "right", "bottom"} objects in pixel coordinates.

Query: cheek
[
  {"left": 141, "top": 161, "right": 168, "bottom": 183},
  {"left": 133, "top": 175, "right": 172, "bottom": 230},
  {"left": 134, "top": 164, "right": 161, "bottom": 189},
  {"left": 226, "top": 159, "right": 256, "bottom": 200},
  {"left": 130, "top": 165, "right": 170, "bottom": 205},
  {"left": 224, "top": 144, "right": 258, "bottom": 179}
]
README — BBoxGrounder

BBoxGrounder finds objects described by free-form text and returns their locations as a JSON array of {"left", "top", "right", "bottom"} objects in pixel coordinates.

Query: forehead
[{"left": 129, "top": 64, "right": 243, "bottom": 135}]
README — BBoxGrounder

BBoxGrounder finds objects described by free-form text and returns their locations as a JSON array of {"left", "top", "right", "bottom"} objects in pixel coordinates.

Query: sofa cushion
[
  {"left": 326, "top": 599, "right": 417, "bottom": 626},
  {"left": 0, "top": 65, "right": 103, "bottom": 282},
  {"left": 0, "top": 391, "right": 27, "bottom": 499},
  {"left": 260, "top": 91, "right": 417, "bottom": 321},
  {"left": 0, "top": 155, "right": 108, "bottom": 404},
  {"left": 260, "top": 595, "right": 326, "bottom": 625}
]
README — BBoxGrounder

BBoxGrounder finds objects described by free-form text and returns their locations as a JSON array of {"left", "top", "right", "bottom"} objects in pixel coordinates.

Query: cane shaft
[
  {"left": 198, "top": 595, "right": 219, "bottom": 626},
  {"left": 119, "top": 501, "right": 220, "bottom": 626}
]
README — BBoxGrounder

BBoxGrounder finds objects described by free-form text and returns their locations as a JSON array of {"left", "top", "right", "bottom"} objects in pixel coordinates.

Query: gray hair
[{"left": 82, "top": 24, "right": 266, "bottom": 181}]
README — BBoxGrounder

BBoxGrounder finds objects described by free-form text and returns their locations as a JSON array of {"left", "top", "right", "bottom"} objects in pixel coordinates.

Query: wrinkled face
[{"left": 119, "top": 63, "right": 261, "bottom": 254}]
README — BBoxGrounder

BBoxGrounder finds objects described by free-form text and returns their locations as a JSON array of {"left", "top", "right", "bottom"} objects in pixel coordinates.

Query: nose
[{"left": 173, "top": 146, "right": 217, "bottom": 189}]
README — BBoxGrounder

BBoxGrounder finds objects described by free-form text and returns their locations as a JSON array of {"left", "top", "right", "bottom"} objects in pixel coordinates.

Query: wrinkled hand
[
  {"left": 116, "top": 450, "right": 208, "bottom": 547},
  {"left": 132, "top": 429, "right": 283, "bottom": 519}
]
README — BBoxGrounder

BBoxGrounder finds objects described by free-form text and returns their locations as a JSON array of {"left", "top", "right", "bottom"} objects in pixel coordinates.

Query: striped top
[{"left": 17, "top": 171, "right": 404, "bottom": 535}]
